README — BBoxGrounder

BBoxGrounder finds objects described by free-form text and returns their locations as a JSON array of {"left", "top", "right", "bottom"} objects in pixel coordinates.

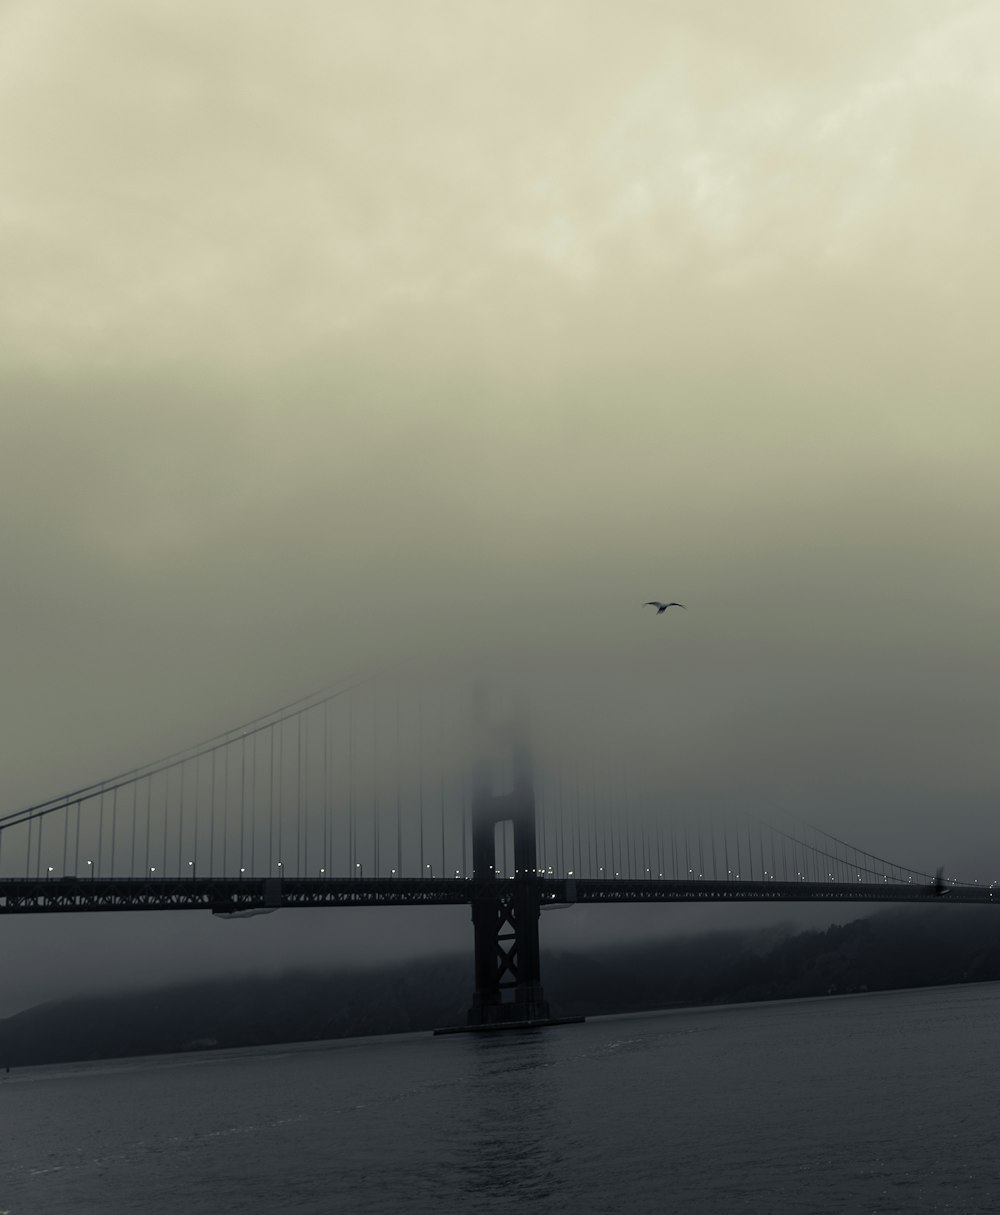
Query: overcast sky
[{"left": 2, "top": 1, "right": 999, "bottom": 1014}]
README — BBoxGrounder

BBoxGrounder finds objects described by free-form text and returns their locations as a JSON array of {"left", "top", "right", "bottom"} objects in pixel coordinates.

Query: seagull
[{"left": 644, "top": 601, "right": 686, "bottom": 614}]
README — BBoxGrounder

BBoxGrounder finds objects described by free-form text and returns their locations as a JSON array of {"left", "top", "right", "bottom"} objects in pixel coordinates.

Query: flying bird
[{"left": 644, "top": 601, "right": 685, "bottom": 614}]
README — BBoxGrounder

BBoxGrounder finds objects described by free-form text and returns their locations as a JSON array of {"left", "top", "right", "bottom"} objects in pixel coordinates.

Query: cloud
[{"left": 2, "top": 1, "right": 998, "bottom": 364}]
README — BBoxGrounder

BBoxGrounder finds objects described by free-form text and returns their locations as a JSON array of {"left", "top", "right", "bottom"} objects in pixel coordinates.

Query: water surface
[{"left": 4, "top": 983, "right": 999, "bottom": 1213}]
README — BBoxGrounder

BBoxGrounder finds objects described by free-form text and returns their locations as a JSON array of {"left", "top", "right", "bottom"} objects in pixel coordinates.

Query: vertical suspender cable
[
  {"left": 303, "top": 716, "right": 309, "bottom": 877},
  {"left": 240, "top": 735, "right": 247, "bottom": 874},
  {"left": 348, "top": 691, "right": 355, "bottom": 875},
  {"left": 671, "top": 813, "right": 678, "bottom": 879},
  {"left": 62, "top": 801, "right": 69, "bottom": 877},
  {"left": 209, "top": 753, "right": 216, "bottom": 876},
  {"left": 395, "top": 681, "right": 402, "bottom": 877},
  {"left": 372, "top": 686, "right": 379, "bottom": 878},
  {"left": 251, "top": 729, "right": 257, "bottom": 876},
  {"left": 74, "top": 800, "right": 81, "bottom": 877},
  {"left": 417, "top": 685, "right": 424, "bottom": 879},
  {"left": 97, "top": 787, "right": 105, "bottom": 878},
  {"left": 574, "top": 766, "right": 582, "bottom": 877},
  {"left": 537, "top": 779, "right": 545, "bottom": 876},
  {"left": 591, "top": 777, "right": 598, "bottom": 879},
  {"left": 296, "top": 714, "right": 303, "bottom": 878},
  {"left": 601, "top": 797, "right": 609, "bottom": 876},
  {"left": 193, "top": 754, "right": 200, "bottom": 876},
  {"left": 461, "top": 767, "right": 468, "bottom": 878},
  {"left": 129, "top": 785, "right": 137, "bottom": 877},
  {"left": 277, "top": 725, "right": 284, "bottom": 872},
  {"left": 222, "top": 748, "right": 229, "bottom": 876},
  {"left": 303, "top": 714, "right": 310, "bottom": 877},
  {"left": 111, "top": 788, "right": 118, "bottom": 876},
  {"left": 177, "top": 763, "right": 185, "bottom": 877},
  {"left": 269, "top": 725, "right": 276, "bottom": 874},
  {"left": 161, "top": 769, "right": 169, "bottom": 875},
  {"left": 439, "top": 691, "right": 446, "bottom": 881},
  {"left": 146, "top": 777, "right": 153, "bottom": 875},
  {"left": 556, "top": 763, "right": 564, "bottom": 877}
]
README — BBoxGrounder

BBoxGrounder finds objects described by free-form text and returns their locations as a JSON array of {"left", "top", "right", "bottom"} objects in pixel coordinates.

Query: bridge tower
[{"left": 467, "top": 729, "right": 552, "bottom": 1027}]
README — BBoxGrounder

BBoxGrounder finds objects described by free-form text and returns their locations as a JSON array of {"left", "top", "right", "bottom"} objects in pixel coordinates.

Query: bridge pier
[
  {"left": 437, "top": 732, "right": 580, "bottom": 1034},
  {"left": 467, "top": 743, "right": 551, "bottom": 1025}
]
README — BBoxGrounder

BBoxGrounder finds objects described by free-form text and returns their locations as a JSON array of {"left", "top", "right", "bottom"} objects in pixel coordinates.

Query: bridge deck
[{"left": 0, "top": 875, "right": 995, "bottom": 914}]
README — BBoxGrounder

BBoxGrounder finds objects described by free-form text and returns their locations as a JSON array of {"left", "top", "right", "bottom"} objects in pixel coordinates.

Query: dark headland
[{"left": 4, "top": 905, "right": 1000, "bottom": 1068}]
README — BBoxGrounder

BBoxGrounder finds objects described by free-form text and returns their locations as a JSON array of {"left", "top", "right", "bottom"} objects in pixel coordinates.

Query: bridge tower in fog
[{"left": 468, "top": 736, "right": 552, "bottom": 1026}]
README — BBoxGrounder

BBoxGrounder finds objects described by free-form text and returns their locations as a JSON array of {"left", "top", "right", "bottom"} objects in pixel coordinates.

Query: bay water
[{"left": 4, "top": 982, "right": 999, "bottom": 1214}]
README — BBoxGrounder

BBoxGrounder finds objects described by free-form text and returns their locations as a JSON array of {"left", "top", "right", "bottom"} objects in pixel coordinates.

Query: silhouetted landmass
[{"left": 4, "top": 906, "right": 1000, "bottom": 1067}]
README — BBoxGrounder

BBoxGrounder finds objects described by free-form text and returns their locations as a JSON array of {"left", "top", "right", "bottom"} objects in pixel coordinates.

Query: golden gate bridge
[{"left": 1, "top": 671, "right": 995, "bottom": 1029}]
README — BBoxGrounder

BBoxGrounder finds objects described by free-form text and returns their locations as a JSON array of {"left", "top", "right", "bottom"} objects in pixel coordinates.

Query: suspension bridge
[{"left": 1, "top": 673, "right": 995, "bottom": 1029}]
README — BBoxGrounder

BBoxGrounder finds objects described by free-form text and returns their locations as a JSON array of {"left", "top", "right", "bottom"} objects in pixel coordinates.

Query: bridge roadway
[{"left": 0, "top": 874, "right": 995, "bottom": 914}]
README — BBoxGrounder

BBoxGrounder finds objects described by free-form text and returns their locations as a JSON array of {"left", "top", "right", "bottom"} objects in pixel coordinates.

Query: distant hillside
[
  {"left": 3, "top": 905, "right": 1000, "bottom": 1067},
  {"left": 548, "top": 904, "right": 1000, "bottom": 1014}
]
